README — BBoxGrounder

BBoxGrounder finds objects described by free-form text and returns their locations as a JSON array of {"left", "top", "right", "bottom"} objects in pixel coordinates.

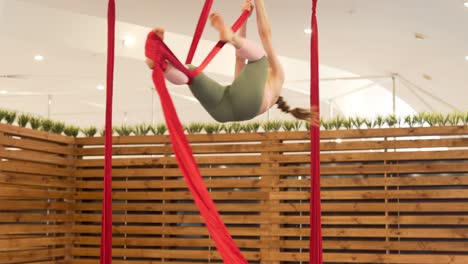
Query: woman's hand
[
  {"left": 241, "top": 0, "right": 254, "bottom": 15},
  {"left": 310, "top": 105, "right": 320, "bottom": 127}
]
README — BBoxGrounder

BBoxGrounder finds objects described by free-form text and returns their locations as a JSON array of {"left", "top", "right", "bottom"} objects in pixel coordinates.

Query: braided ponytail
[{"left": 275, "top": 96, "right": 311, "bottom": 121}]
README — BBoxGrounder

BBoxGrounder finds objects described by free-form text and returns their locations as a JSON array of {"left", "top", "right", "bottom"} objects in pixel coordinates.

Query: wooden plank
[
  {"left": 74, "top": 138, "right": 468, "bottom": 156},
  {"left": 71, "top": 247, "right": 260, "bottom": 261},
  {"left": 0, "top": 236, "right": 69, "bottom": 250},
  {"left": 74, "top": 162, "right": 468, "bottom": 178},
  {"left": 0, "top": 135, "right": 74, "bottom": 155},
  {"left": 0, "top": 160, "right": 73, "bottom": 177},
  {"left": 73, "top": 237, "right": 468, "bottom": 252},
  {"left": 321, "top": 149, "right": 468, "bottom": 162},
  {"left": 0, "top": 172, "right": 74, "bottom": 188},
  {"left": 276, "top": 189, "right": 468, "bottom": 200},
  {"left": 321, "top": 137, "right": 468, "bottom": 151},
  {"left": 76, "top": 175, "right": 468, "bottom": 190},
  {"left": 75, "top": 189, "right": 468, "bottom": 201},
  {"left": 74, "top": 126, "right": 468, "bottom": 146},
  {"left": 72, "top": 225, "right": 468, "bottom": 239},
  {"left": 75, "top": 236, "right": 265, "bottom": 248},
  {"left": 75, "top": 191, "right": 267, "bottom": 201},
  {"left": 0, "top": 225, "right": 69, "bottom": 235},
  {"left": 0, "top": 186, "right": 73, "bottom": 199},
  {"left": 76, "top": 155, "right": 263, "bottom": 168},
  {"left": 0, "top": 201, "right": 73, "bottom": 211},
  {"left": 319, "top": 125, "right": 468, "bottom": 139},
  {"left": 75, "top": 132, "right": 310, "bottom": 146},
  {"left": 0, "top": 213, "right": 72, "bottom": 223},
  {"left": 0, "top": 248, "right": 66, "bottom": 263},
  {"left": 73, "top": 214, "right": 468, "bottom": 225},
  {"left": 74, "top": 148, "right": 468, "bottom": 168},
  {"left": 267, "top": 252, "right": 468, "bottom": 263},
  {"left": 0, "top": 148, "right": 72, "bottom": 166},
  {"left": 73, "top": 202, "right": 468, "bottom": 213},
  {"left": 0, "top": 123, "right": 73, "bottom": 144}
]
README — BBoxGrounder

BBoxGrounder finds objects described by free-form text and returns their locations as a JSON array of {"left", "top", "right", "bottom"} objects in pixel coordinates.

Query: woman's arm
[{"left": 234, "top": 1, "right": 252, "bottom": 77}]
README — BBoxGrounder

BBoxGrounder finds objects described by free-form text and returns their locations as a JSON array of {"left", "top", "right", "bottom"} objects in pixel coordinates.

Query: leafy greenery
[
  {"left": 40, "top": 119, "right": 54, "bottom": 132},
  {"left": 4, "top": 111, "right": 17, "bottom": 125},
  {"left": 150, "top": 123, "right": 167, "bottom": 135},
  {"left": 242, "top": 122, "right": 261, "bottom": 133},
  {"left": 30, "top": 117, "right": 41, "bottom": 129},
  {"left": 64, "top": 125, "right": 80, "bottom": 137},
  {"left": 17, "top": 114, "right": 31, "bottom": 127},
  {"left": 385, "top": 114, "right": 399, "bottom": 128},
  {"left": 0, "top": 109, "right": 7, "bottom": 122},
  {"left": 404, "top": 115, "right": 415, "bottom": 128},
  {"left": 81, "top": 126, "right": 98, "bottom": 137},
  {"left": 262, "top": 121, "right": 282, "bottom": 132},
  {"left": 51, "top": 122, "right": 66, "bottom": 134},
  {"left": 1, "top": 107, "right": 468, "bottom": 137},
  {"left": 114, "top": 125, "right": 134, "bottom": 136},
  {"left": 282, "top": 120, "right": 303, "bottom": 132},
  {"left": 134, "top": 124, "right": 151, "bottom": 136},
  {"left": 373, "top": 115, "right": 385, "bottom": 128},
  {"left": 185, "top": 122, "right": 204, "bottom": 134},
  {"left": 223, "top": 122, "right": 243, "bottom": 133},
  {"left": 204, "top": 123, "right": 223, "bottom": 134}
]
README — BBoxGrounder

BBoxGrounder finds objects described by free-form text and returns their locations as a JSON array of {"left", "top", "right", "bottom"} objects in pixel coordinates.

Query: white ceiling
[{"left": 0, "top": 0, "right": 467, "bottom": 127}]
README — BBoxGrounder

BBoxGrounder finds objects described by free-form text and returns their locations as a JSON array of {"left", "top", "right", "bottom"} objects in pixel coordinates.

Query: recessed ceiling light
[
  {"left": 0, "top": 90, "right": 7, "bottom": 94},
  {"left": 34, "top": 55, "right": 44, "bottom": 61},
  {"left": 304, "top": 28, "right": 312, "bottom": 34},
  {"left": 422, "top": 74, "right": 432, "bottom": 80},
  {"left": 97, "top": 85, "right": 105, "bottom": 90},
  {"left": 465, "top": 55, "right": 468, "bottom": 61},
  {"left": 336, "top": 138, "right": 342, "bottom": 144},
  {"left": 464, "top": 1, "right": 468, "bottom": 8},
  {"left": 414, "top": 33, "right": 426, "bottom": 40},
  {"left": 122, "top": 35, "right": 136, "bottom": 48}
]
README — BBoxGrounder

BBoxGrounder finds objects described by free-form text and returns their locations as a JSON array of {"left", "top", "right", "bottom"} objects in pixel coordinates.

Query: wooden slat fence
[
  {"left": 1, "top": 124, "right": 467, "bottom": 264},
  {"left": 0, "top": 123, "right": 75, "bottom": 264}
]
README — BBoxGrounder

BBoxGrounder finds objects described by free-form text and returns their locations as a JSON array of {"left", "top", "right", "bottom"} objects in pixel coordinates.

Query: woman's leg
[
  {"left": 234, "top": 0, "right": 254, "bottom": 77},
  {"left": 210, "top": 13, "right": 265, "bottom": 62},
  {"left": 145, "top": 28, "right": 190, "bottom": 85},
  {"left": 253, "top": 0, "right": 285, "bottom": 85}
]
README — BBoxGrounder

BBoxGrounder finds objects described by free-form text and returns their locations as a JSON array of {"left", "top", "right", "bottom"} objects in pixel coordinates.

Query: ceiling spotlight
[
  {"left": 304, "top": 28, "right": 312, "bottom": 34},
  {"left": 414, "top": 33, "right": 426, "bottom": 40},
  {"left": 34, "top": 55, "right": 44, "bottom": 61},
  {"left": 422, "top": 74, "right": 432, "bottom": 80},
  {"left": 0, "top": 90, "right": 7, "bottom": 94},
  {"left": 97, "top": 85, "right": 105, "bottom": 90},
  {"left": 122, "top": 35, "right": 136, "bottom": 48}
]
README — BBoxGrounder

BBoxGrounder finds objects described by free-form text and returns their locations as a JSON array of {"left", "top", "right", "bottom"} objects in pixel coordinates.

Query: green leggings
[{"left": 188, "top": 56, "right": 268, "bottom": 123}]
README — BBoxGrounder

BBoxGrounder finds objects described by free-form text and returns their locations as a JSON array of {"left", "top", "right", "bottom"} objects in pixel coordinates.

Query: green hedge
[{"left": 0, "top": 109, "right": 467, "bottom": 137}]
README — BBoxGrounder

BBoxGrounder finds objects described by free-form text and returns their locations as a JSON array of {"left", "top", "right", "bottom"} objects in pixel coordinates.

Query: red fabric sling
[
  {"left": 310, "top": 0, "right": 323, "bottom": 263},
  {"left": 100, "top": 1, "right": 115, "bottom": 264}
]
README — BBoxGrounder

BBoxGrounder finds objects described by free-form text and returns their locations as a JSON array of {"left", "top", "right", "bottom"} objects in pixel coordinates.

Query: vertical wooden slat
[{"left": 260, "top": 139, "right": 281, "bottom": 264}]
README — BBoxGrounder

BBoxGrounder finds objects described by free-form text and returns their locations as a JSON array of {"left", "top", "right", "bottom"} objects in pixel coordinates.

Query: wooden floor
[{"left": 1, "top": 124, "right": 467, "bottom": 263}]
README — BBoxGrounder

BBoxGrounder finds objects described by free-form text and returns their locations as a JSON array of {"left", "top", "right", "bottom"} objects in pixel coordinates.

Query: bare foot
[
  {"left": 152, "top": 27, "right": 165, "bottom": 40},
  {"left": 146, "top": 58, "right": 155, "bottom": 69},
  {"left": 210, "top": 13, "right": 233, "bottom": 43}
]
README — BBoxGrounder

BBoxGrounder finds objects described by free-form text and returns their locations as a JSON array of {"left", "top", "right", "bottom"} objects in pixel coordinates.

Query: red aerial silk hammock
[
  {"left": 310, "top": 0, "right": 323, "bottom": 263},
  {"left": 144, "top": 7, "right": 251, "bottom": 263}
]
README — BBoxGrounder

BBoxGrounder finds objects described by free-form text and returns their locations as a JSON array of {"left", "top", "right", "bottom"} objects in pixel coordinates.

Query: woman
[{"left": 146, "top": 0, "right": 317, "bottom": 124}]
